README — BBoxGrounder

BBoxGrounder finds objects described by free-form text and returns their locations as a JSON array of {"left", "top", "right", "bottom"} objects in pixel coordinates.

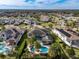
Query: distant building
[
  {"left": 40, "top": 15, "right": 50, "bottom": 22},
  {"left": 65, "top": 17, "right": 79, "bottom": 21},
  {"left": 75, "top": 20, "right": 79, "bottom": 28}
]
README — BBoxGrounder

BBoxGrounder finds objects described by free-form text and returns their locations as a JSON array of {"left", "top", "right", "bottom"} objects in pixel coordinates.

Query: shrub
[{"left": 67, "top": 48, "right": 75, "bottom": 56}]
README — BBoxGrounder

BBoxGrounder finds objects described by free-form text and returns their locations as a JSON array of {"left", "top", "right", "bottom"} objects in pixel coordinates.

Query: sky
[{"left": 0, "top": 0, "right": 79, "bottom": 9}]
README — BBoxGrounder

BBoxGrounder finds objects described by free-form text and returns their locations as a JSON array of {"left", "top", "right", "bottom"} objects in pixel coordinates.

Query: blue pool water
[
  {"left": 31, "top": 46, "right": 48, "bottom": 53},
  {"left": 0, "top": 44, "right": 9, "bottom": 54}
]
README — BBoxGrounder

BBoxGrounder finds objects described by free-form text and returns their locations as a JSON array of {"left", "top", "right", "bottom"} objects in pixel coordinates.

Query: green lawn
[
  {"left": 16, "top": 30, "right": 27, "bottom": 59},
  {"left": 19, "top": 24, "right": 27, "bottom": 28},
  {"left": 18, "top": 40, "right": 25, "bottom": 56}
]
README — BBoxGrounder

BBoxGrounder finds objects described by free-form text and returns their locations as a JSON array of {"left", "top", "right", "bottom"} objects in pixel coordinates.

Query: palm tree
[
  {"left": 48, "top": 43, "right": 62, "bottom": 58},
  {"left": 53, "top": 43, "right": 62, "bottom": 58},
  {"left": 1, "top": 26, "right": 5, "bottom": 31},
  {"left": 48, "top": 46, "right": 56, "bottom": 58},
  {"left": 26, "top": 38, "right": 35, "bottom": 46},
  {"left": 32, "top": 36, "right": 37, "bottom": 42},
  {"left": 48, "top": 22, "right": 53, "bottom": 28},
  {"left": 67, "top": 48, "right": 75, "bottom": 57},
  {"left": 66, "top": 20, "right": 76, "bottom": 28},
  {"left": 21, "top": 53, "right": 32, "bottom": 59},
  {"left": 21, "top": 49, "right": 32, "bottom": 59},
  {"left": 34, "top": 41, "right": 41, "bottom": 49}
]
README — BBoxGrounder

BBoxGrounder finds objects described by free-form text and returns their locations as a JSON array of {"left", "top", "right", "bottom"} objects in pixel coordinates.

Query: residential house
[
  {"left": 53, "top": 28, "right": 79, "bottom": 48},
  {"left": 40, "top": 15, "right": 50, "bottom": 22}
]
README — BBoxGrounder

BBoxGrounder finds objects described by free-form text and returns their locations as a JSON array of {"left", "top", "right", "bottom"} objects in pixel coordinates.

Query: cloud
[
  {"left": 0, "top": 0, "right": 64, "bottom": 6},
  {"left": 0, "top": 0, "right": 79, "bottom": 9},
  {"left": 52, "top": 0, "right": 79, "bottom": 9},
  {"left": 0, "top": 0, "right": 31, "bottom": 6}
]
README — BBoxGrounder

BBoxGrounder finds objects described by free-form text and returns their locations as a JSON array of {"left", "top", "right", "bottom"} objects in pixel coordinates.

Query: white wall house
[
  {"left": 52, "top": 29, "right": 79, "bottom": 48},
  {"left": 52, "top": 29, "right": 70, "bottom": 46}
]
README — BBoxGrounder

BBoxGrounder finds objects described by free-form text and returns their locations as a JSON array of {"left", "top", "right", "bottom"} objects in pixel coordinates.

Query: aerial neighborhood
[{"left": 0, "top": 10, "right": 79, "bottom": 59}]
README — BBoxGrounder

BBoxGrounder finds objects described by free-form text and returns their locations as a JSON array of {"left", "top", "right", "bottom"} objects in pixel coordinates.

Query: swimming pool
[
  {"left": 0, "top": 44, "right": 10, "bottom": 54},
  {"left": 31, "top": 46, "right": 48, "bottom": 53}
]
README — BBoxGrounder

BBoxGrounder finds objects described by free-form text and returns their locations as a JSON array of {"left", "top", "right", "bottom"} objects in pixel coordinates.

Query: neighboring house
[
  {"left": 14, "top": 21, "right": 20, "bottom": 25},
  {"left": 65, "top": 17, "right": 79, "bottom": 21},
  {"left": 9, "top": 19, "right": 15, "bottom": 24},
  {"left": 24, "top": 19, "right": 37, "bottom": 25},
  {"left": 40, "top": 15, "right": 50, "bottom": 22},
  {"left": 0, "top": 17, "right": 38, "bottom": 25},
  {"left": 4, "top": 25, "right": 24, "bottom": 44},
  {"left": 75, "top": 20, "right": 79, "bottom": 28},
  {"left": 27, "top": 28, "right": 53, "bottom": 45},
  {"left": 53, "top": 28, "right": 79, "bottom": 48},
  {"left": 14, "top": 19, "right": 23, "bottom": 25},
  {"left": 24, "top": 19, "right": 31, "bottom": 25},
  {"left": 0, "top": 25, "right": 24, "bottom": 55},
  {"left": 57, "top": 13, "right": 73, "bottom": 19}
]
